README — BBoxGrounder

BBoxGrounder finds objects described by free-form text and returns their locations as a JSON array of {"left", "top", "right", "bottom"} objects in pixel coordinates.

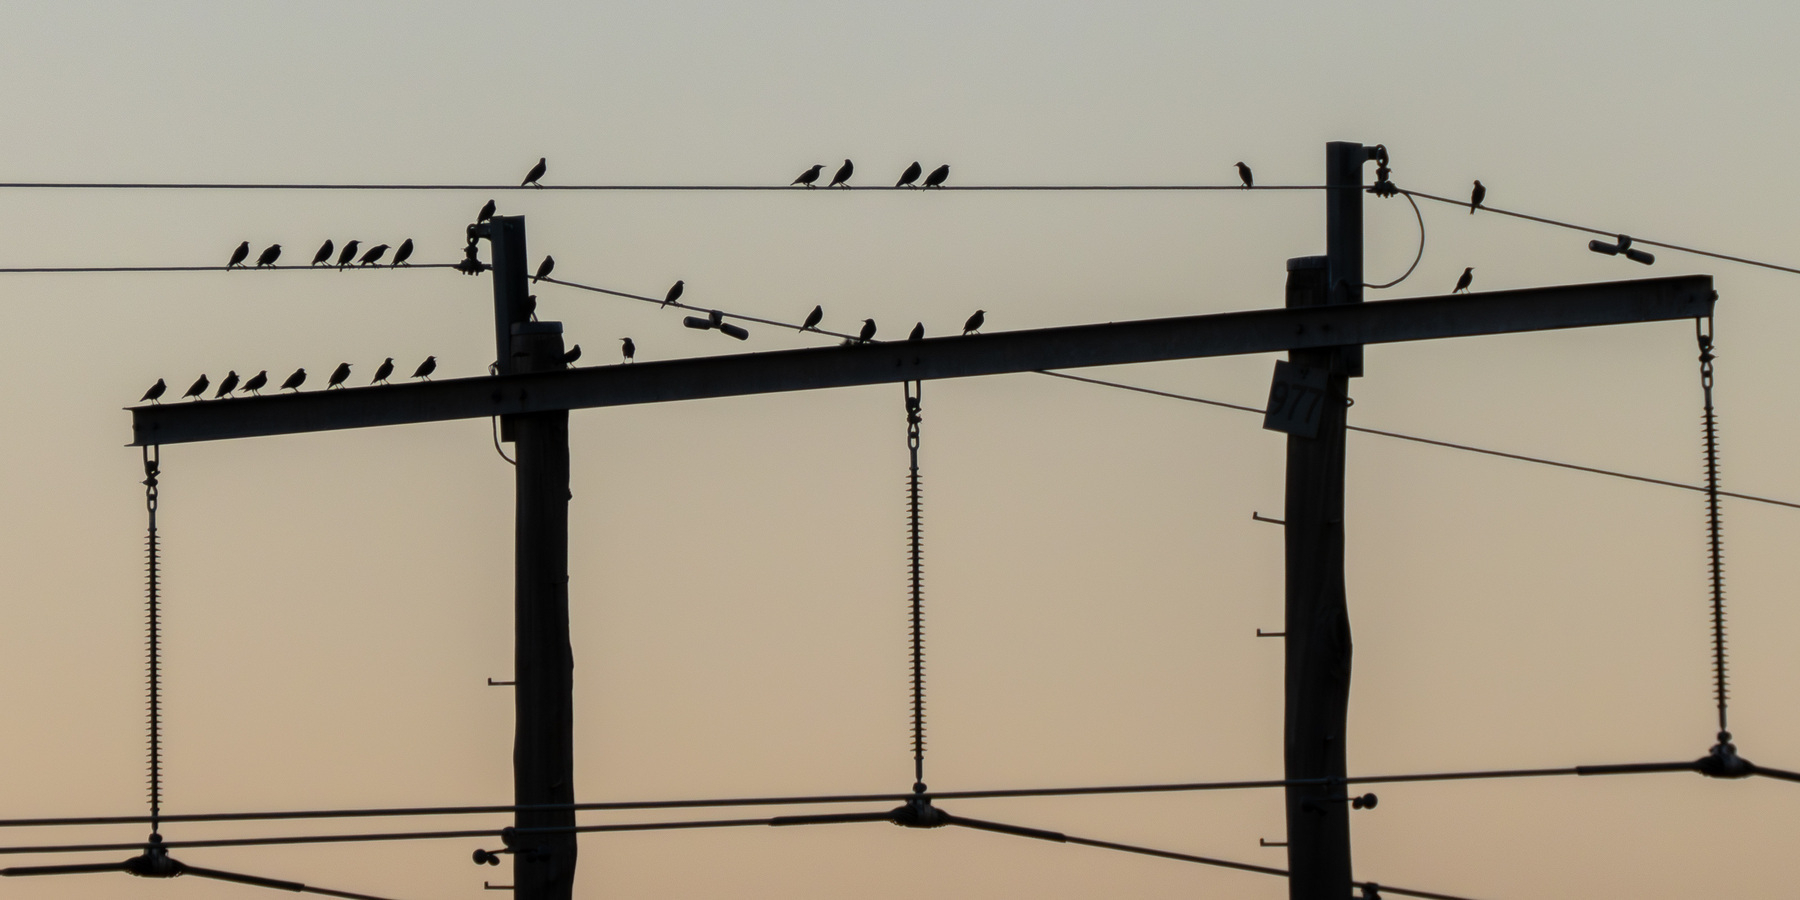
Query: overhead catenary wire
[
  {"left": 0, "top": 181, "right": 1329, "bottom": 192},
  {"left": 0, "top": 263, "right": 460, "bottom": 274}
]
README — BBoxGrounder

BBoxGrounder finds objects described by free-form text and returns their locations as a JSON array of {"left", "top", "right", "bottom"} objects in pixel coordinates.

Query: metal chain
[
  {"left": 1696, "top": 317, "right": 1729, "bottom": 742},
  {"left": 142, "top": 445, "right": 163, "bottom": 836},
  {"left": 904, "top": 381, "right": 926, "bottom": 793}
]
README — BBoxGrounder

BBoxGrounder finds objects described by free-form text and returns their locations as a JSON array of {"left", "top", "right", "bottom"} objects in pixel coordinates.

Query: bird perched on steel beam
[
  {"left": 562, "top": 345, "right": 582, "bottom": 368},
  {"left": 358, "top": 244, "right": 389, "bottom": 266},
  {"left": 310, "top": 240, "right": 334, "bottom": 266},
  {"left": 182, "top": 374, "right": 209, "bottom": 400},
  {"left": 908, "top": 322, "right": 925, "bottom": 342},
  {"left": 1454, "top": 267, "right": 1474, "bottom": 293},
  {"left": 336, "top": 240, "right": 360, "bottom": 269},
  {"left": 828, "top": 159, "right": 854, "bottom": 188},
  {"left": 533, "top": 256, "right": 554, "bottom": 283},
  {"left": 280, "top": 368, "right": 306, "bottom": 392},
  {"left": 411, "top": 356, "right": 436, "bottom": 380},
  {"left": 140, "top": 379, "right": 166, "bottom": 404},
  {"left": 477, "top": 199, "right": 496, "bottom": 223},
  {"left": 923, "top": 164, "right": 949, "bottom": 188},
  {"left": 620, "top": 337, "right": 635, "bottom": 362},
  {"left": 256, "top": 244, "right": 281, "bottom": 267},
  {"left": 326, "top": 363, "right": 351, "bottom": 389},
  {"left": 858, "top": 318, "right": 877, "bottom": 343},
  {"left": 391, "top": 239, "right": 413, "bottom": 266},
  {"left": 662, "top": 280, "right": 684, "bottom": 308},
  {"left": 371, "top": 358, "right": 394, "bottom": 384},
  {"left": 1470, "top": 180, "right": 1486, "bottom": 214},
  {"left": 1236, "top": 162, "right": 1253, "bottom": 189},
  {"left": 963, "top": 309, "right": 985, "bottom": 335},
  {"left": 792, "top": 164, "right": 825, "bottom": 188},
  {"left": 522, "top": 157, "right": 547, "bottom": 187},
  {"left": 214, "top": 371, "right": 239, "bottom": 398},
  {"left": 896, "top": 162, "right": 922, "bottom": 188},
  {"left": 227, "top": 241, "right": 250, "bottom": 269},
  {"left": 241, "top": 370, "right": 267, "bottom": 395}
]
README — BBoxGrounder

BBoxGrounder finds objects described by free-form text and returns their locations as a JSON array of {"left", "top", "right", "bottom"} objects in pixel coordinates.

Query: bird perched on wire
[
  {"left": 392, "top": 239, "right": 414, "bottom": 266},
  {"left": 1470, "top": 180, "right": 1486, "bottom": 214},
  {"left": 140, "top": 379, "right": 166, "bottom": 404},
  {"left": 908, "top": 322, "right": 925, "bottom": 341},
  {"left": 326, "top": 363, "right": 351, "bottom": 389},
  {"left": 792, "top": 164, "right": 825, "bottom": 188},
  {"left": 478, "top": 199, "right": 496, "bottom": 223},
  {"left": 896, "top": 162, "right": 922, "bottom": 188},
  {"left": 358, "top": 244, "right": 389, "bottom": 266},
  {"left": 241, "top": 370, "right": 267, "bottom": 395},
  {"left": 1236, "top": 162, "right": 1253, "bottom": 189},
  {"left": 280, "top": 368, "right": 306, "bottom": 392},
  {"left": 182, "top": 374, "right": 209, "bottom": 400},
  {"left": 923, "top": 164, "right": 949, "bottom": 188},
  {"left": 858, "top": 318, "right": 877, "bottom": 343},
  {"left": 227, "top": 241, "right": 250, "bottom": 269},
  {"left": 522, "top": 157, "right": 547, "bottom": 187},
  {"left": 256, "top": 244, "right": 281, "bottom": 267},
  {"left": 620, "top": 337, "right": 635, "bottom": 362},
  {"left": 562, "top": 345, "right": 582, "bottom": 368},
  {"left": 963, "top": 309, "right": 985, "bottom": 335},
  {"left": 828, "top": 159, "right": 854, "bottom": 188},
  {"left": 662, "top": 280, "right": 684, "bottom": 308},
  {"left": 533, "top": 256, "right": 554, "bottom": 283},
  {"left": 335, "top": 240, "right": 360, "bottom": 269},
  {"left": 1454, "top": 267, "right": 1474, "bottom": 293},
  {"left": 801, "top": 305, "right": 823, "bottom": 332},
  {"left": 214, "top": 371, "right": 239, "bottom": 398},
  {"left": 371, "top": 358, "right": 394, "bottom": 385},
  {"left": 310, "top": 240, "right": 334, "bottom": 266},
  {"left": 411, "top": 356, "right": 436, "bottom": 380}
]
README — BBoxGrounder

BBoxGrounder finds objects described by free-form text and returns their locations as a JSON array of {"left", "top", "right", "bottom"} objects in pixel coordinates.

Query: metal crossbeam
[{"left": 129, "top": 275, "right": 1712, "bottom": 446}]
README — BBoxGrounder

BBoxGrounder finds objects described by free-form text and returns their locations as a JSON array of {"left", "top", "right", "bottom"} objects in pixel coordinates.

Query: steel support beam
[{"left": 128, "top": 275, "right": 1713, "bottom": 446}]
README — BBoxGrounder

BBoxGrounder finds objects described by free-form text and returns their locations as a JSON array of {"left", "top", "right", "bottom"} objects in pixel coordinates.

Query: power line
[
  {"left": 0, "top": 264, "right": 458, "bottom": 274},
  {"left": 0, "top": 182, "right": 1328, "bottom": 192}
]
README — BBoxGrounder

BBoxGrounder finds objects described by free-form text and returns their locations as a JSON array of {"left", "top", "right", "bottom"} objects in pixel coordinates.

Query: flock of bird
[
  {"left": 227, "top": 238, "right": 416, "bottom": 270},
  {"left": 790, "top": 159, "right": 951, "bottom": 189},
  {"left": 139, "top": 356, "right": 439, "bottom": 404}
]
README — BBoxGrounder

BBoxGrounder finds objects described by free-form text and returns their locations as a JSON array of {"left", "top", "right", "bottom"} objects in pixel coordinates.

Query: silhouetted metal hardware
[
  {"left": 484, "top": 883, "right": 514, "bottom": 891},
  {"left": 487, "top": 678, "right": 515, "bottom": 686},
  {"left": 1252, "top": 512, "right": 1285, "bottom": 526},
  {"left": 1589, "top": 234, "right": 1655, "bottom": 265},
  {"left": 1256, "top": 629, "right": 1285, "bottom": 638},
  {"left": 1260, "top": 838, "right": 1288, "bottom": 847}
]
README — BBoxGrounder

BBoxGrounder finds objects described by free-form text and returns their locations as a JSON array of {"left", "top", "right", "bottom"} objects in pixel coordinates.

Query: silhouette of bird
[
  {"left": 241, "top": 370, "right": 267, "bottom": 395},
  {"left": 371, "top": 358, "right": 394, "bottom": 384},
  {"left": 662, "top": 280, "right": 684, "bottom": 308},
  {"left": 829, "top": 159, "right": 854, "bottom": 188},
  {"left": 311, "top": 240, "right": 334, "bottom": 266},
  {"left": 336, "top": 240, "right": 360, "bottom": 269},
  {"left": 897, "top": 162, "right": 922, "bottom": 188},
  {"left": 1454, "top": 266, "right": 1474, "bottom": 293},
  {"left": 562, "top": 345, "right": 581, "bottom": 367},
  {"left": 923, "top": 164, "right": 949, "bottom": 188},
  {"left": 327, "top": 363, "right": 351, "bottom": 389},
  {"left": 140, "top": 379, "right": 166, "bottom": 404},
  {"left": 256, "top": 244, "right": 281, "bottom": 267},
  {"left": 280, "top": 368, "right": 306, "bottom": 392},
  {"left": 478, "top": 199, "right": 496, "bottom": 223},
  {"left": 908, "top": 322, "right": 925, "bottom": 341},
  {"left": 801, "top": 305, "right": 823, "bottom": 332},
  {"left": 620, "top": 337, "right": 635, "bottom": 362},
  {"left": 858, "top": 318, "right": 877, "bottom": 343},
  {"left": 1236, "top": 162, "right": 1253, "bottom": 189},
  {"left": 392, "top": 239, "right": 413, "bottom": 266},
  {"left": 214, "top": 370, "right": 239, "bottom": 398},
  {"left": 227, "top": 241, "right": 250, "bottom": 268},
  {"left": 522, "top": 157, "right": 547, "bottom": 187},
  {"left": 411, "top": 356, "right": 436, "bottom": 380},
  {"left": 182, "top": 374, "right": 209, "bottom": 400},
  {"left": 533, "top": 256, "right": 554, "bottom": 283},
  {"left": 963, "top": 309, "right": 985, "bottom": 334},
  {"left": 521, "top": 294, "right": 537, "bottom": 320},
  {"left": 358, "top": 244, "right": 389, "bottom": 266},
  {"left": 1470, "top": 180, "right": 1486, "bottom": 214},
  {"left": 792, "top": 164, "right": 825, "bottom": 187}
]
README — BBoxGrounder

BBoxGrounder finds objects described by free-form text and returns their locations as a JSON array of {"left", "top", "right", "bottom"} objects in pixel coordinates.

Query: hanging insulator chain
[
  {"left": 1696, "top": 317, "right": 1729, "bottom": 742},
  {"left": 904, "top": 381, "right": 926, "bottom": 792},
  {"left": 142, "top": 444, "right": 163, "bottom": 836}
]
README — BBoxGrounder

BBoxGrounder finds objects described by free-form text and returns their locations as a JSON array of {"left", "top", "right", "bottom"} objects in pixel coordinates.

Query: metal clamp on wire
[
  {"left": 1366, "top": 144, "right": 1398, "bottom": 198},
  {"left": 458, "top": 224, "right": 489, "bottom": 275}
]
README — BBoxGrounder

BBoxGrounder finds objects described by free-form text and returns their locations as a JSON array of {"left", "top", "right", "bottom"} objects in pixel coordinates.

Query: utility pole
[
  {"left": 486, "top": 216, "right": 577, "bottom": 900},
  {"left": 1283, "top": 141, "right": 1371, "bottom": 900}
]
